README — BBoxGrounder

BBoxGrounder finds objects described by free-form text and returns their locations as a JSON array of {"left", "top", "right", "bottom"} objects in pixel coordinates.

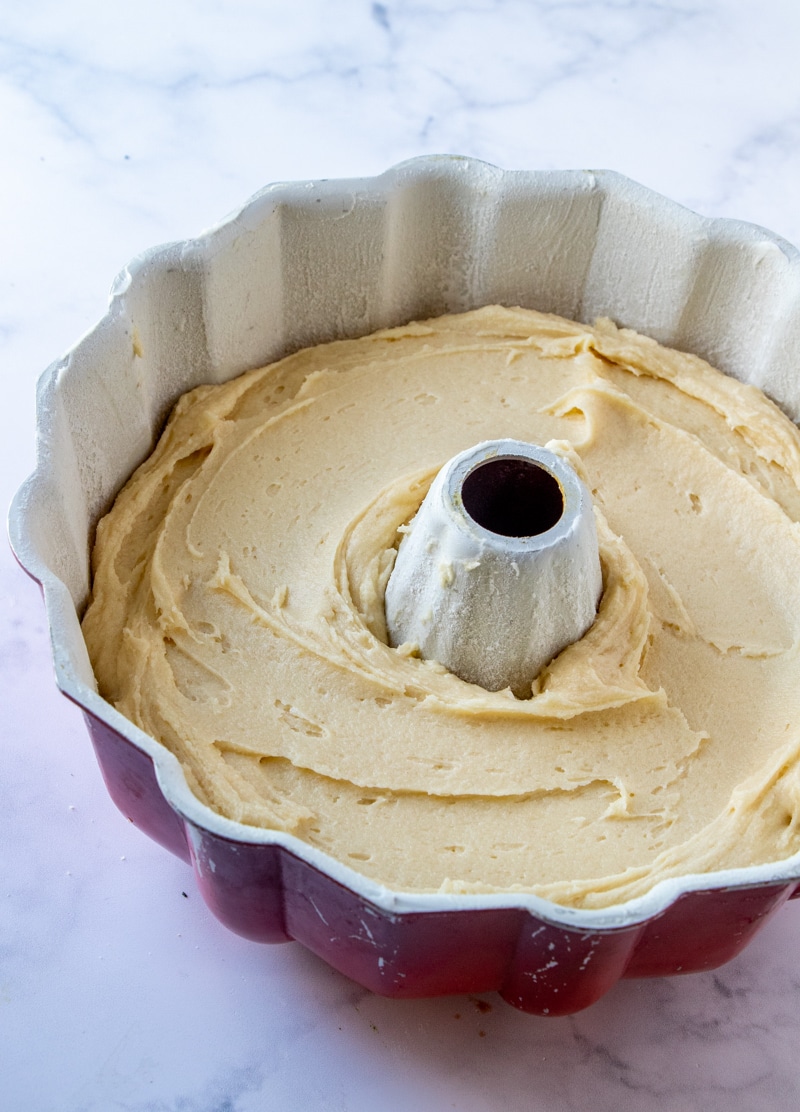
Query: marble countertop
[{"left": 5, "top": 2, "right": 800, "bottom": 1109}]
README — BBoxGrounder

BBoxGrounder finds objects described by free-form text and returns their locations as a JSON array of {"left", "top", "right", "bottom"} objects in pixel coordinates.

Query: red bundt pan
[{"left": 11, "top": 157, "right": 800, "bottom": 1015}]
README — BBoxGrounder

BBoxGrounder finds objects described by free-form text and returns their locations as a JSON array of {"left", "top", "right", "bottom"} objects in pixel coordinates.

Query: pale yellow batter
[{"left": 82, "top": 307, "right": 800, "bottom": 908}]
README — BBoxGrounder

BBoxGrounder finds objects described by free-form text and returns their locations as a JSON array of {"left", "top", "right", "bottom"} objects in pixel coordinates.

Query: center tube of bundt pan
[{"left": 383, "top": 440, "right": 603, "bottom": 697}]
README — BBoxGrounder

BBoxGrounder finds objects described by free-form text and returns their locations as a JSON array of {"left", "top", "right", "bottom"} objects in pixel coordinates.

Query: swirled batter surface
[{"left": 82, "top": 307, "right": 800, "bottom": 908}]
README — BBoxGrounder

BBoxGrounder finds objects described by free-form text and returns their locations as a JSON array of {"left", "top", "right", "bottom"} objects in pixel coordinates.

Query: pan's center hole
[{"left": 461, "top": 458, "right": 564, "bottom": 538}]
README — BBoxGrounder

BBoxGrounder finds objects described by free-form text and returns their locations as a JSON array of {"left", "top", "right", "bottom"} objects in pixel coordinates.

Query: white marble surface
[{"left": 5, "top": 2, "right": 800, "bottom": 1109}]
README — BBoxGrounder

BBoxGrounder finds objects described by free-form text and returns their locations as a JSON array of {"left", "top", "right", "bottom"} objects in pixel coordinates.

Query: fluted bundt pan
[{"left": 10, "top": 156, "right": 800, "bottom": 1016}]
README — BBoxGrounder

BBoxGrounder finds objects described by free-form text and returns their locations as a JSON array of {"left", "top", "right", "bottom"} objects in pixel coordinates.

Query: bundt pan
[{"left": 10, "top": 156, "right": 800, "bottom": 1016}]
